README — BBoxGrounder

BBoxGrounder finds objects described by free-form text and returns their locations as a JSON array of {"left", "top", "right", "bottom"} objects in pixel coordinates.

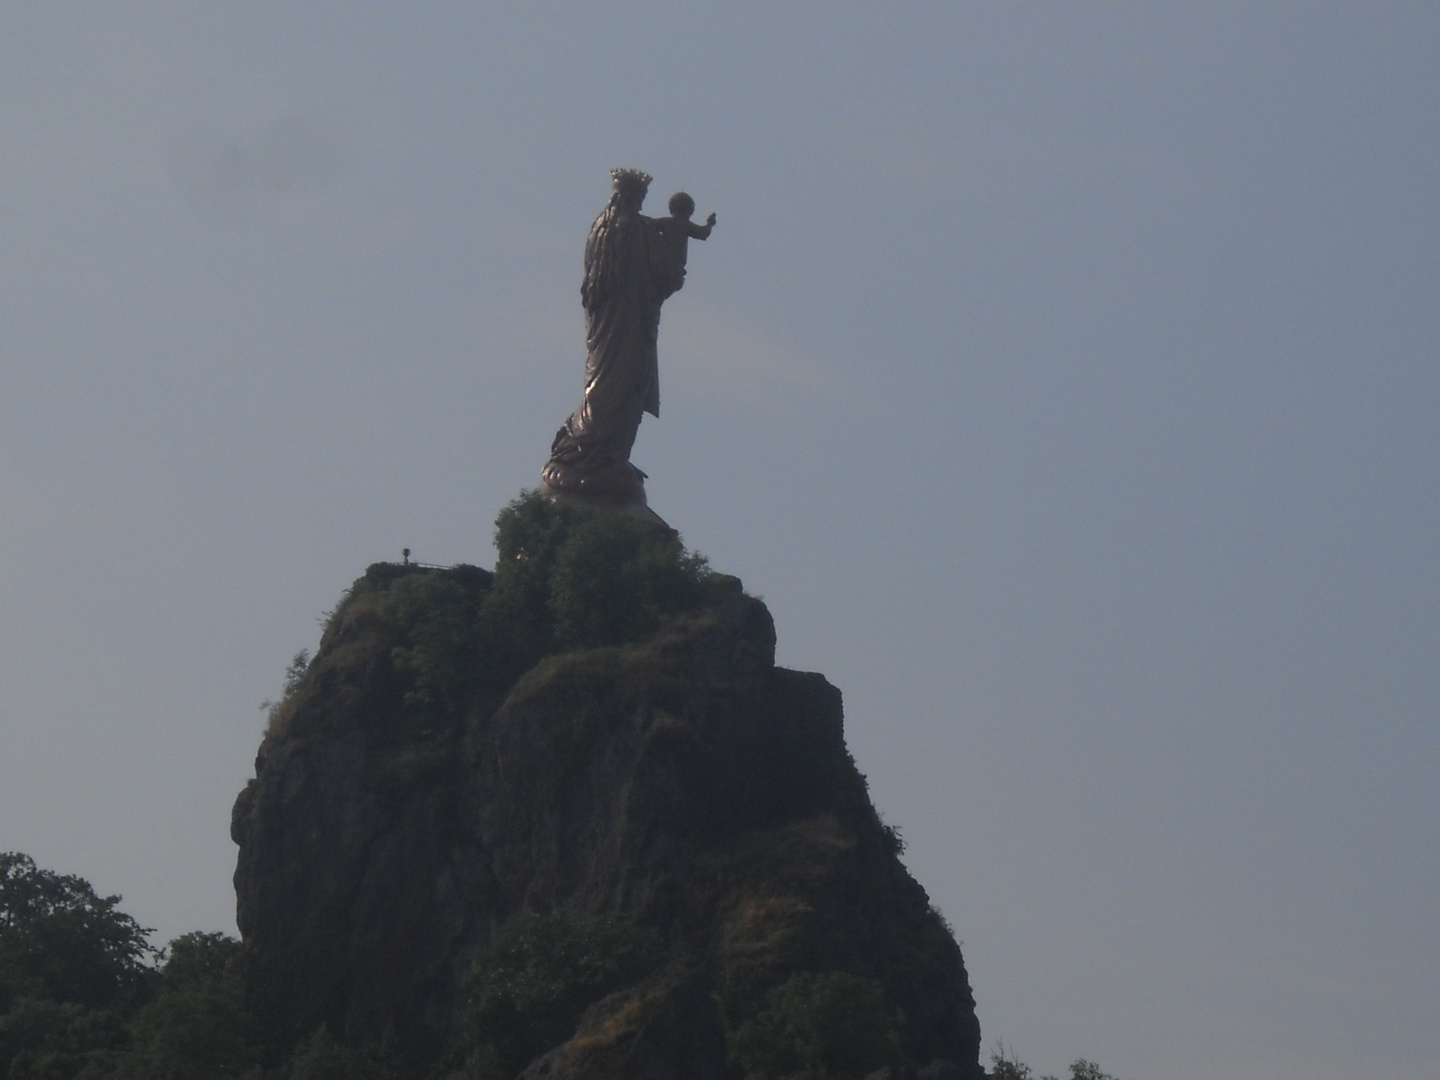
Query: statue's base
[{"left": 538, "top": 480, "right": 672, "bottom": 532}]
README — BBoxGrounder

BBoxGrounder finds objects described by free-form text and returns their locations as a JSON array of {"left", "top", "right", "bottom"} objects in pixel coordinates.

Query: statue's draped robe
[{"left": 543, "top": 206, "right": 685, "bottom": 502}]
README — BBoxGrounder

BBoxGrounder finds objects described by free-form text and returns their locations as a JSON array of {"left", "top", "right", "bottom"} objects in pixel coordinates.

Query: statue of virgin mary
[{"left": 540, "top": 169, "right": 690, "bottom": 512}]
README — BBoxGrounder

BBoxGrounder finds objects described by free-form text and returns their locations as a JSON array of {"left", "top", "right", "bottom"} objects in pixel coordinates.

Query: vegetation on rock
[
  {"left": 2, "top": 494, "right": 1132, "bottom": 1079},
  {"left": 728, "top": 971, "right": 899, "bottom": 1080},
  {"left": 442, "top": 911, "right": 663, "bottom": 1080},
  {"left": 0, "top": 855, "right": 1132, "bottom": 1079}
]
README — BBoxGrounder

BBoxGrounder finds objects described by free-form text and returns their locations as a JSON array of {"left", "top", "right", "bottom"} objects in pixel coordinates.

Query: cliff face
[{"left": 231, "top": 498, "right": 982, "bottom": 1079}]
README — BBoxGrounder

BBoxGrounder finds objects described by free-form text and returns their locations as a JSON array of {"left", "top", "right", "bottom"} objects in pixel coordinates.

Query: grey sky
[{"left": 0, "top": 4, "right": 1435, "bottom": 1077}]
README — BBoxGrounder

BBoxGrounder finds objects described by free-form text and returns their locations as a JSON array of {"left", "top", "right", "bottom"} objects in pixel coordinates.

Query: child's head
[{"left": 668, "top": 191, "right": 695, "bottom": 219}]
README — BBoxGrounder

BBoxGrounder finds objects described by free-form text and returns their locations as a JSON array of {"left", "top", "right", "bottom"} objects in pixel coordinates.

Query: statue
[{"left": 540, "top": 169, "right": 715, "bottom": 519}]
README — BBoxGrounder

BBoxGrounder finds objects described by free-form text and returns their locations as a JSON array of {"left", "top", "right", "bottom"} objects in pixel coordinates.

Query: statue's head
[
  {"left": 610, "top": 168, "right": 652, "bottom": 210},
  {"left": 667, "top": 191, "right": 695, "bottom": 219}
]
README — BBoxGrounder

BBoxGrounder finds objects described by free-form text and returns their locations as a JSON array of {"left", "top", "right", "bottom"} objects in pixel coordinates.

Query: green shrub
[
  {"left": 546, "top": 509, "right": 709, "bottom": 649},
  {"left": 0, "top": 996, "right": 130, "bottom": 1079},
  {"left": 990, "top": 1046, "right": 1036, "bottom": 1080},
  {"left": 106, "top": 933, "right": 261, "bottom": 1079},
  {"left": 727, "top": 971, "right": 899, "bottom": 1080},
  {"left": 447, "top": 910, "right": 662, "bottom": 1080},
  {"left": 376, "top": 571, "right": 483, "bottom": 711},
  {"left": 285, "top": 1026, "right": 390, "bottom": 1080},
  {"left": 478, "top": 492, "right": 710, "bottom": 685},
  {"left": 991, "top": 1046, "right": 1121, "bottom": 1080}
]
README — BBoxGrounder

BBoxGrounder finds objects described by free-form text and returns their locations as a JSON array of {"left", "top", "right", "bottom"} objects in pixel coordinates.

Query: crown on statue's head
[{"left": 610, "top": 168, "right": 653, "bottom": 195}]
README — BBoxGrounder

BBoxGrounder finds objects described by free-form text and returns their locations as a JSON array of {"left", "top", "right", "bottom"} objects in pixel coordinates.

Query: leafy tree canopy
[
  {"left": 992, "top": 1045, "right": 1121, "bottom": 1080},
  {"left": 0, "top": 853, "right": 158, "bottom": 1008},
  {"left": 483, "top": 491, "right": 711, "bottom": 673}
]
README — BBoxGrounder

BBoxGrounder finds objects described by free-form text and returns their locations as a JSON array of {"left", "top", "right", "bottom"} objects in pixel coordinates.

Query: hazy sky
[{"left": 0, "top": 4, "right": 1435, "bottom": 1078}]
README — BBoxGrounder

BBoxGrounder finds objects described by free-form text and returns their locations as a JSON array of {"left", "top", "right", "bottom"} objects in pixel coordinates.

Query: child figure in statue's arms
[{"left": 653, "top": 192, "right": 716, "bottom": 278}]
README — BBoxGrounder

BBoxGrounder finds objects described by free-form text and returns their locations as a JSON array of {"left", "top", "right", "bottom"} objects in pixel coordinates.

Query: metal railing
[{"left": 399, "top": 548, "right": 457, "bottom": 570}]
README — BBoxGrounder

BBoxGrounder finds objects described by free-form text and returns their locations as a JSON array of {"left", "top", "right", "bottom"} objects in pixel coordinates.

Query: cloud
[
  {"left": 658, "top": 306, "right": 858, "bottom": 415},
  {"left": 171, "top": 113, "right": 343, "bottom": 225}
]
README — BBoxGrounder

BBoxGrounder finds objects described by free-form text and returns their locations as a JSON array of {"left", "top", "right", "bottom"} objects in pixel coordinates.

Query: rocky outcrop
[{"left": 232, "top": 505, "right": 982, "bottom": 1079}]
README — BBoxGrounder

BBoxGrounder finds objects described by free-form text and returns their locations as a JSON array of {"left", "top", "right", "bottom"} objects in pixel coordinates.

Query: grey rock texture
[{"left": 232, "top": 556, "right": 982, "bottom": 1078}]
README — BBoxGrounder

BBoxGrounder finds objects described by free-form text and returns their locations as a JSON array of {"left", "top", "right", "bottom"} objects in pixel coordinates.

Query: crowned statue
[{"left": 540, "top": 169, "right": 716, "bottom": 522}]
